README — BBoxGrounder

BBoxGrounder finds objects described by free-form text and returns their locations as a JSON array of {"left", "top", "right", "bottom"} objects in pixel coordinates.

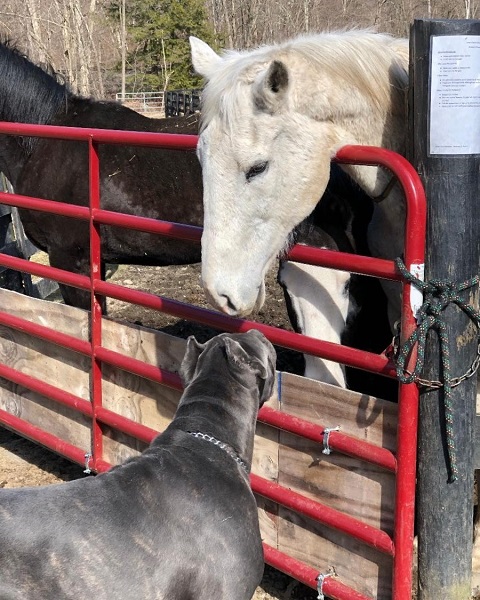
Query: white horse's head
[{"left": 190, "top": 32, "right": 408, "bottom": 317}]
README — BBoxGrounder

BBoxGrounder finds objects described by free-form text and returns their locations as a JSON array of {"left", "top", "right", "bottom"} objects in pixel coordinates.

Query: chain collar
[{"left": 188, "top": 431, "right": 249, "bottom": 473}]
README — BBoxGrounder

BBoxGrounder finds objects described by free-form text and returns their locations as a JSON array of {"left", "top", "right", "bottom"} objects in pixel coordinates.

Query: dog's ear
[
  {"left": 224, "top": 337, "right": 268, "bottom": 380},
  {"left": 224, "top": 335, "right": 276, "bottom": 405},
  {"left": 259, "top": 354, "right": 276, "bottom": 405},
  {"left": 244, "top": 330, "right": 276, "bottom": 405},
  {"left": 180, "top": 336, "right": 206, "bottom": 386}
]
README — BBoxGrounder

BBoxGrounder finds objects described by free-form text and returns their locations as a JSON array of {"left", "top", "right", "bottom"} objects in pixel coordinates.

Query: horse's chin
[
  {"left": 253, "top": 280, "right": 266, "bottom": 313},
  {"left": 204, "top": 280, "right": 266, "bottom": 318}
]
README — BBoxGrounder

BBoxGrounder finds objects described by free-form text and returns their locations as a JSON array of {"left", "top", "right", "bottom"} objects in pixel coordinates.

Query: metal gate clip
[
  {"left": 84, "top": 452, "right": 92, "bottom": 474},
  {"left": 316, "top": 568, "right": 336, "bottom": 599},
  {"left": 322, "top": 426, "right": 340, "bottom": 455}
]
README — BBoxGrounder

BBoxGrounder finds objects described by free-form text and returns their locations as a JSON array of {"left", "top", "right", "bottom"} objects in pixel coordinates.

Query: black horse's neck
[
  {"left": 0, "top": 41, "right": 69, "bottom": 175},
  {"left": 0, "top": 42, "right": 68, "bottom": 130},
  {"left": 0, "top": 41, "right": 69, "bottom": 185}
]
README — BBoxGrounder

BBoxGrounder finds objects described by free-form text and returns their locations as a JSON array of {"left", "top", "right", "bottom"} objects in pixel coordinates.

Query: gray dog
[{"left": 0, "top": 329, "right": 276, "bottom": 600}]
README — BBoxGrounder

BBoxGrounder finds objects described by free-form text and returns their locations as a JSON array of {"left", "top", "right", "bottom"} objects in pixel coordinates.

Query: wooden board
[
  {"left": 0, "top": 290, "right": 91, "bottom": 448},
  {"left": 0, "top": 288, "right": 398, "bottom": 598},
  {"left": 277, "top": 374, "right": 396, "bottom": 598}
]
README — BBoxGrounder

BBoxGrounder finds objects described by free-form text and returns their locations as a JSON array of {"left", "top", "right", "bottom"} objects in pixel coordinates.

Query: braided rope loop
[{"left": 395, "top": 258, "right": 480, "bottom": 483}]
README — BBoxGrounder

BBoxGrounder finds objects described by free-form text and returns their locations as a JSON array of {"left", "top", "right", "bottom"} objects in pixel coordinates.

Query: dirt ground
[{"left": 0, "top": 260, "right": 319, "bottom": 600}]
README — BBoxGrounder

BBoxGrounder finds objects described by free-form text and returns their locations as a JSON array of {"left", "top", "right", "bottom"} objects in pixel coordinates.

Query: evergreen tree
[{"left": 109, "top": 0, "right": 218, "bottom": 91}]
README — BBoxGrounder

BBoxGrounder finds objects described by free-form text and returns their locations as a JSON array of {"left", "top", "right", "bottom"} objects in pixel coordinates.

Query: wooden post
[{"left": 409, "top": 19, "right": 480, "bottom": 600}]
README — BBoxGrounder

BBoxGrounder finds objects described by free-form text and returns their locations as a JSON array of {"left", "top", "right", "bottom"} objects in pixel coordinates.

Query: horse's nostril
[{"left": 220, "top": 294, "right": 238, "bottom": 314}]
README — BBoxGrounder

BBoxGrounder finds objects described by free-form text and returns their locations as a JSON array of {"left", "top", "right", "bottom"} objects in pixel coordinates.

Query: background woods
[{"left": 0, "top": 0, "right": 479, "bottom": 98}]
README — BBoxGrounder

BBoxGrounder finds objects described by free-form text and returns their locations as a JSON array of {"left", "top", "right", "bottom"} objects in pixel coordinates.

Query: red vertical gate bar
[
  {"left": 394, "top": 162, "right": 424, "bottom": 600},
  {"left": 336, "top": 146, "right": 426, "bottom": 600},
  {"left": 88, "top": 137, "right": 103, "bottom": 472}
]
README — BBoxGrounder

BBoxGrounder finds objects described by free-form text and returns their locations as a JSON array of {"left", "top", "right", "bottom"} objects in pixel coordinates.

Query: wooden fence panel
[{"left": 0, "top": 288, "right": 396, "bottom": 598}]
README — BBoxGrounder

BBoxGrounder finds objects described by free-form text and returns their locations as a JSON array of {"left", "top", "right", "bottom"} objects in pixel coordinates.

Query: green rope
[{"left": 395, "top": 258, "right": 480, "bottom": 483}]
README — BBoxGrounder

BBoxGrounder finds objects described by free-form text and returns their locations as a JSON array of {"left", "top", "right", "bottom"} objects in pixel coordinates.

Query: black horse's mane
[{"left": 0, "top": 39, "right": 69, "bottom": 152}]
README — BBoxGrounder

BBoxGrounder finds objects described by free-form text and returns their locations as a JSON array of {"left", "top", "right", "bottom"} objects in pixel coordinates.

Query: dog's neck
[
  {"left": 187, "top": 431, "right": 249, "bottom": 472},
  {"left": 170, "top": 365, "right": 260, "bottom": 470}
]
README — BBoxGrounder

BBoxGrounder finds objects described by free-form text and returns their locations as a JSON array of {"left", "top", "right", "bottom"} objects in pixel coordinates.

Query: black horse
[
  {"left": 0, "top": 40, "right": 203, "bottom": 309},
  {"left": 278, "top": 164, "right": 395, "bottom": 397}
]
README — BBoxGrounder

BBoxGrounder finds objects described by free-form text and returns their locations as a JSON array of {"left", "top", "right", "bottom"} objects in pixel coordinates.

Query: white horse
[
  {"left": 189, "top": 30, "right": 408, "bottom": 384},
  {"left": 189, "top": 29, "right": 480, "bottom": 590}
]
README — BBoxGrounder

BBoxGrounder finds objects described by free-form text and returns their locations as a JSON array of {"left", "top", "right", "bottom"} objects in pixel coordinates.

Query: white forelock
[{"left": 199, "top": 29, "right": 409, "bottom": 130}]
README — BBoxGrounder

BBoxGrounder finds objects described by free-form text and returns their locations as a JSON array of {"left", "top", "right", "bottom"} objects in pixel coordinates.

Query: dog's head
[{"left": 180, "top": 330, "right": 276, "bottom": 406}]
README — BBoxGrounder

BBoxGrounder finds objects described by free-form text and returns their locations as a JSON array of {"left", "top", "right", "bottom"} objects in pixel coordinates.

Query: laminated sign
[{"left": 430, "top": 35, "right": 480, "bottom": 155}]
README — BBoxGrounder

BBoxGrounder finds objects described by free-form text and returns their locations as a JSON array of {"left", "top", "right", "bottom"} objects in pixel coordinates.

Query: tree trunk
[{"left": 24, "top": 0, "right": 48, "bottom": 63}]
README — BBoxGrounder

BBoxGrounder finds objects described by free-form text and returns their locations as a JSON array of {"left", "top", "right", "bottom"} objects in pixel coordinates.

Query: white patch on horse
[{"left": 278, "top": 260, "right": 353, "bottom": 386}]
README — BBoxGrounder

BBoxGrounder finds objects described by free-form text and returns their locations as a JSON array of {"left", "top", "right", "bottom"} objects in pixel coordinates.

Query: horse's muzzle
[{"left": 202, "top": 279, "right": 266, "bottom": 317}]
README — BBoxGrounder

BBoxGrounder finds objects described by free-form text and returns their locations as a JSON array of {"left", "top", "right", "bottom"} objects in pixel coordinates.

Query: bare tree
[
  {"left": 24, "top": 0, "right": 49, "bottom": 62},
  {"left": 1, "top": 0, "right": 117, "bottom": 98},
  {"left": 204, "top": 0, "right": 480, "bottom": 50},
  {"left": 119, "top": 0, "right": 126, "bottom": 100},
  {"left": 160, "top": 38, "right": 173, "bottom": 91},
  {"left": 2, "top": 0, "right": 480, "bottom": 101}
]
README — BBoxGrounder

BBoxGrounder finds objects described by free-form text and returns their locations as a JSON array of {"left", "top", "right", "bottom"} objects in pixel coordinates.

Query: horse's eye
[{"left": 246, "top": 161, "right": 268, "bottom": 181}]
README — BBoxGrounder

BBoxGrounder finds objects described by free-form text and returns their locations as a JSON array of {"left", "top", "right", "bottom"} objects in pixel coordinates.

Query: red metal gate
[{"left": 0, "top": 122, "right": 426, "bottom": 600}]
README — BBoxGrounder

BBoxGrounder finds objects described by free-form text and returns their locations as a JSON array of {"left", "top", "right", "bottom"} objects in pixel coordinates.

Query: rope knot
[
  {"left": 394, "top": 258, "right": 480, "bottom": 483},
  {"left": 420, "top": 280, "right": 459, "bottom": 318}
]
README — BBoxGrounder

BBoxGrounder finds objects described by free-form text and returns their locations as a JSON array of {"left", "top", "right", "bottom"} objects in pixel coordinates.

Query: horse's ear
[
  {"left": 179, "top": 336, "right": 206, "bottom": 386},
  {"left": 190, "top": 37, "right": 221, "bottom": 80},
  {"left": 253, "top": 60, "right": 289, "bottom": 114}
]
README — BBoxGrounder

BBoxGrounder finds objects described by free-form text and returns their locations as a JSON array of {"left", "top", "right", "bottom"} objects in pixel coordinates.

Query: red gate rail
[
  {"left": 0, "top": 251, "right": 398, "bottom": 377},
  {"left": 0, "top": 121, "right": 426, "bottom": 600},
  {"left": 0, "top": 307, "right": 398, "bottom": 473},
  {"left": 0, "top": 294, "right": 400, "bottom": 483}
]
